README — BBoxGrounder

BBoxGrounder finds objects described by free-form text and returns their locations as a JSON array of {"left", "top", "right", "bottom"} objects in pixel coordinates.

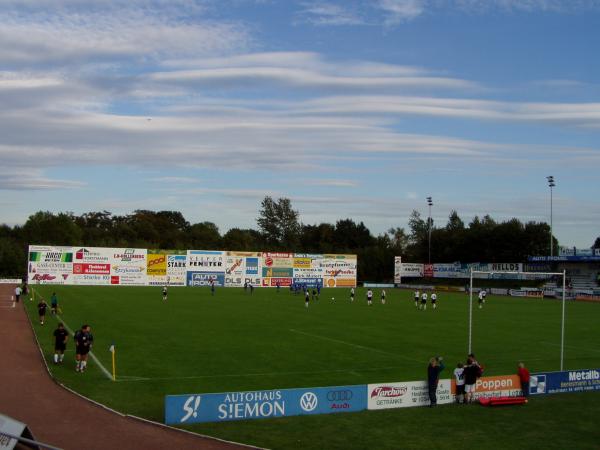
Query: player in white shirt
[
  {"left": 162, "top": 285, "right": 168, "bottom": 301},
  {"left": 478, "top": 290, "right": 485, "bottom": 309},
  {"left": 380, "top": 289, "right": 386, "bottom": 305},
  {"left": 453, "top": 363, "right": 465, "bottom": 403},
  {"left": 414, "top": 290, "right": 420, "bottom": 308},
  {"left": 350, "top": 287, "right": 355, "bottom": 302},
  {"left": 420, "top": 291, "right": 428, "bottom": 310},
  {"left": 431, "top": 292, "right": 437, "bottom": 309},
  {"left": 366, "top": 289, "right": 373, "bottom": 306}
]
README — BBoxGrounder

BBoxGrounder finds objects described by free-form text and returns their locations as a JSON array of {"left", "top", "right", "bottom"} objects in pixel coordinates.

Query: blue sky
[{"left": 1, "top": 0, "right": 599, "bottom": 248}]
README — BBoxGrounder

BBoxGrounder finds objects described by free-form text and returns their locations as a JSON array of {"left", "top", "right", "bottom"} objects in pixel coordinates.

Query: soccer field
[{"left": 25, "top": 286, "right": 600, "bottom": 449}]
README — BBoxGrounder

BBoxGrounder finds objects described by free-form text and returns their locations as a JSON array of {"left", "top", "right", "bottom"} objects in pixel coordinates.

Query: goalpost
[{"left": 468, "top": 269, "right": 567, "bottom": 370}]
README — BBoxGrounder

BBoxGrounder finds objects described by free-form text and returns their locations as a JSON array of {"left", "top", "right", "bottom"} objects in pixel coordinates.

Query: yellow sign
[{"left": 147, "top": 254, "right": 167, "bottom": 276}]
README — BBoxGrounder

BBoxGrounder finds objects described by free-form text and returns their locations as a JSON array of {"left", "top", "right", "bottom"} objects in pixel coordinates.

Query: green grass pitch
[{"left": 25, "top": 286, "right": 600, "bottom": 449}]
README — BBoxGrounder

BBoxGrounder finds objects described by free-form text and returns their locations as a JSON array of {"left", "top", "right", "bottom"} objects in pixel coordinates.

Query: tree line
[{"left": 1, "top": 196, "right": 590, "bottom": 281}]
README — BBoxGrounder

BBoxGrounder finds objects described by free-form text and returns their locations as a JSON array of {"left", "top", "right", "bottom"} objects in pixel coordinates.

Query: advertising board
[
  {"left": 187, "top": 272, "right": 225, "bottom": 287},
  {"left": 529, "top": 368, "right": 600, "bottom": 396},
  {"left": 188, "top": 250, "right": 225, "bottom": 272},
  {"left": 367, "top": 380, "right": 452, "bottom": 410},
  {"left": 395, "top": 262, "right": 424, "bottom": 278},
  {"left": 167, "top": 255, "right": 187, "bottom": 286},
  {"left": 110, "top": 248, "right": 147, "bottom": 285},
  {"left": 451, "top": 375, "right": 522, "bottom": 400},
  {"left": 165, "top": 384, "right": 366, "bottom": 425},
  {"left": 322, "top": 255, "right": 357, "bottom": 288}
]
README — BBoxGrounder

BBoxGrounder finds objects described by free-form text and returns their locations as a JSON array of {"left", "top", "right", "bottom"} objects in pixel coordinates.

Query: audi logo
[{"left": 327, "top": 390, "right": 353, "bottom": 402}]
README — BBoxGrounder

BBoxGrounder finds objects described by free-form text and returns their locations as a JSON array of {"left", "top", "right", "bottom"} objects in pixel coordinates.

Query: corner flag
[{"left": 109, "top": 343, "right": 116, "bottom": 381}]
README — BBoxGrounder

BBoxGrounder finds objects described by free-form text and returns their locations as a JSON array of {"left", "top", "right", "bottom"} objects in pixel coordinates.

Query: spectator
[
  {"left": 518, "top": 362, "right": 530, "bottom": 397},
  {"left": 427, "top": 356, "right": 445, "bottom": 407},
  {"left": 464, "top": 355, "right": 479, "bottom": 403}
]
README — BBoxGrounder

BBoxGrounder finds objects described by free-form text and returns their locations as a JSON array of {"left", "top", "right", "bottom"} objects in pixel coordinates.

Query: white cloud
[
  {"left": 298, "top": 1, "right": 365, "bottom": 25},
  {"left": 377, "top": 0, "right": 425, "bottom": 23}
]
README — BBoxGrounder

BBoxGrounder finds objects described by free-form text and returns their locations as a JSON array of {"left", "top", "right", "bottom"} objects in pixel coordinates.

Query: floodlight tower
[
  {"left": 427, "top": 196, "right": 433, "bottom": 264},
  {"left": 547, "top": 176, "right": 555, "bottom": 257}
]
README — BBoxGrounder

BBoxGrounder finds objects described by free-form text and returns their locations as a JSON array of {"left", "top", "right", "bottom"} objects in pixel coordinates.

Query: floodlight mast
[
  {"left": 427, "top": 197, "right": 433, "bottom": 264},
  {"left": 547, "top": 176, "right": 555, "bottom": 257}
]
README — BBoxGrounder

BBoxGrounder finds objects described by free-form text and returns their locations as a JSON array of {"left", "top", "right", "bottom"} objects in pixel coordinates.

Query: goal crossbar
[{"left": 468, "top": 269, "right": 567, "bottom": 371}]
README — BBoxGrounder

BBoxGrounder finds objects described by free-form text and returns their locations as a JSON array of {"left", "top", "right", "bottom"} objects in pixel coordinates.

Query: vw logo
[
  {"left": 327, "top": 390, "right": 353, "bottom": 402},
  {"left": 299, "top": 392, "right": 318, "bottom": 412}
]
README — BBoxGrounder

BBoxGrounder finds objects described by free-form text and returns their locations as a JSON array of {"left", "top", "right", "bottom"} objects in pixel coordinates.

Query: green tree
[
  {"left": 256, "top": 197, "right": 301, "bottom": 249},
  {"left": 22, "top": 211, "right": 82, "bottom": 245}
]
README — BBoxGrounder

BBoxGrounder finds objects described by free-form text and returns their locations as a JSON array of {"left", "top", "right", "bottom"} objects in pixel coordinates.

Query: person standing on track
[
  {"left": 53, "top": 323, "right": 69, "bottom": 364},
  {"left": 37, "top": 298, "right": 48, "bottom": 325},
  {"left": 15, "top": 285, "right": 22, "bottom": 303},
  {"left": 74, "top": 324, "right": 94, "bottom": 373}
]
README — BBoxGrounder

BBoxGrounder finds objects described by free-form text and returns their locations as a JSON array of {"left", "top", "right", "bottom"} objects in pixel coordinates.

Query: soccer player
[
  {"left": 14, "top": 285, "right": 22, "bottom": 303},
  {"left": 317, "top": 283, "right": 321, "bottom": 297},
  {"left": 420, "top": 291, "right": 428, "bottom": 310},
  {"left": 53, "top": 323, "right": 69, "bottom": 364},
  {"left": 431, "top": 291, "right": 437, "bottom": 310},
  {"left": 312, "top": 288, "right": 317, "bottom": 301},
  {"left": 366, "top": 289, "right": 373, "bottom": 306},
  {"left": 482, "top": 290, "right": 487, "bottom": 303},
  {"left": 50, "top": 292, "right": 58, "bottom": 314},
  {"left": 414, "top": 290, "right": 420, "bottom": 308},
  {"left": 162, "top": 285, "right": 168, "bottom": 301},
  {"left": 276, "top": 281, "right": 281, "bottom": 293},
  {"left": 38, "top": 298, "right": 48, "bottom": 325},
  {"left": 478, "top": 290, "right": 485, "bottom": 309},
  {"left": 305, "top": 289, "right": 310, "bottom": 308},
  {"left": 350, "top": 287, "right": 355, "bottom": 302},
  {"left": 454, "top": 362, "right": 465, "bottom": 403},
  {"left": 210, "top": 280, "right": 215, "bottom": 296},
  {"left": 249, "top": 283, "right": 254, "bottom": 295},
  {"left": 380, "top": 289, "right": 386, "bottom": 305},
  {"left": 74, "top": 324, "right": 94, "bottom": 373}
]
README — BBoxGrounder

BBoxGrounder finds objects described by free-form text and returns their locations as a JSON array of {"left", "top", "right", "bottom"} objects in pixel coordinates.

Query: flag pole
[{"left": 110, "top": 343, "right": 116, "bottom": 381}]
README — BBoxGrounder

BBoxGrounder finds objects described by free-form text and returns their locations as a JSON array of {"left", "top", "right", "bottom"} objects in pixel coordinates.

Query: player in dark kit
[
  {"left": 53, "top": 323, "right": 69, "bottom": 364},
  {"left": 38, "top": 299, "right": 48, "bottom": 325},
  {"left": 74, "top": 324, "right": 94, "bottom": 372}
]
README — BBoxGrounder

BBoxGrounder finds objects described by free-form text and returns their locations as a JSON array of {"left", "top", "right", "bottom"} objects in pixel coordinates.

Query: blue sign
[
  {"left": 530, "top": 368, "right": 600, "bottom": 396},
  {"left": 293, "top": 277, "right": 322, "bottom": 287},
  {"left": 245, "top": 257, "right": 259, "bottom": 275},
  {"left": 165, "top": 384, "right": 366, "bottom": 424},
  {"left": 186, "top": 272, "right": 225, "bottom": 287},
  {"left": 528, "top": 255, "right": 600, "bottom": 262}
]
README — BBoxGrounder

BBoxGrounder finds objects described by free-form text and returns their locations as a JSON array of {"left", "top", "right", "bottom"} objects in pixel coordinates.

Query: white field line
[
  {"left": 289, "top": 328, "right": 423, "bottom": 363},
  {"left": 114, "top": 365, "right": 406, "bottom": 383},
  {"left": 540, "top": 341, "right": 600, "bottom": 354},
  {"left": 56, "top": 314, "right": 113, "bottom": 380}
]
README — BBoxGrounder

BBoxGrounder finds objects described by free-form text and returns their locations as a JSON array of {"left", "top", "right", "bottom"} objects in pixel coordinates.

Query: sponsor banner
[
  {"left": 293, "top": 257, "right": 313, "bottom": 269},
  {"left": 110, "top": 249, "right": 147, "bottom": 285},
  {"left": 509, "top": 289, "right": 543, "bottom": 298},
  {"left": 73, "top": 247, "right": 113, "bottom": 263},
  {"left": 188, "top": 250, "right": 225, "bottom": 272},
  {"left": 227, "top": 251, "right": 260, "bottom": 257},
  {"left": 433, "top": 263, "right": 466, "bottom": 279},
  {"left": 488, "top": 263, "right": 523, "bottom": 272},
  {"left": 262, "top": 277, "right": 292, "bottom": 287},
  {"left": 29, "top": 273, "right": 71, "bottom": 284},
  {"left": 29, "top": 248, "right": 73, "bottom": 263},
  {"left": 293, "top": 267, "right": 324, "bottom": 279},
  {"left": 29, "top": 261, "right": 72, "bottom": 276},
  {"left": 559, "top": 247, "right": 599, "bottom": 257},
  {"left": 72, "top": 274, "right": 111, "bottom": 285},
  {"left": 529, "top": 255, "right": 600, "bottom": 262},
  {"left": 165, "top": 384, "right": 366, "bottom": 425},
  {"left": 523, "top": 262, "right": 554, "bottom": 272},
  {"left": 262, "top": 267, "right": 294, "bottom": 278},
  {"left": 293, "top": 277, "right": 322, "bottom": 287},
  {"left": 394, "top": 256, "right": 401, "bottom": 284},
  {"left": 187, "top": 272, "right": 225, "bottom": 287},
  {"left": 368, "top": 380, "right": 452, "bottom": 410},
  {"left": 452, "top": 375, "right": 521, "bottom": 400},
  {"left": 225, "top": 256, "right": 245, "bottom": 287},
  {"left": 167, "top": 255, "right": 187, "bottom": 286},
  {"left": 245, "top": 257, "right": 260, "bottom": 276},
  {"left": 324, "top": 277, "right": 356, "bottom": 288},
  {"left": 73, "top": 263, "right": 111, "bottom": 275},
  {"left": 423, "top": 264, "right": 434, "bottom": 278},
  {"left": 396, "top": 262, "right": 424, "bottom": 278},
  {"left": 110, "top": 273, "right": 148, "bottom": 286},
  {"left": 147, "top": 254, "right": 167, "bottom": 276},
  {"left": 321, "top": 256, "right": 357, "bottom": 288},
  {"left": 530, "top": 369, "right": 600, "bottom": 396},
  {"left": 0, "top": 279, "right": 22, "bottom": 284},
  {"left": 262, "top": 252, "right": 293, "bottom": 269},
  {"left": 147, "top": 249, "right": 187, "bottom": 255}
]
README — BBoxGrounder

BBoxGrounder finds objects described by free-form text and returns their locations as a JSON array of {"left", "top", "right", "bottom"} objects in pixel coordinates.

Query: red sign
[
  {"left": 262, "top": 277, "right": 292, "bottom": 287},
  {"left": 111, "top": 276, "right": 120, "bottom": 285},
  {"left": 32, "top": 274, "right": 56, "bottom": 281},
  {"left": 73, "top": 263, "right": 110, "bottom": 275},
  {"left": 423, "top": 264, "right": 434, "bottom": 277}
]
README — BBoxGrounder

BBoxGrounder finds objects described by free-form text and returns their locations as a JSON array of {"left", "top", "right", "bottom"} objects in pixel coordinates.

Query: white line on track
[
  {"left": 114, "top": 365, "right": 406, "bottom": 383},
  {"left": 288, "top": 328, "right": 423, "bottom": 363},
  {"left": 56, "top": 314, "right": 114, "bottom": 380}
]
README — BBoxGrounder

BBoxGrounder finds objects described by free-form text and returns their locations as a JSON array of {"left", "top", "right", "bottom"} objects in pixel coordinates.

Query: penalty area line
[
  {"left": 289, "top": 328, "right": 422, "bottom": 363},
  {"left": 56, "top": 314, "right": 114, "bottom": 381}
]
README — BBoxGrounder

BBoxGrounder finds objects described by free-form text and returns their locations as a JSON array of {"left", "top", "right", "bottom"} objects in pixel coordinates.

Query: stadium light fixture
[
  {"left": 547, "top": 176, "right": 555, "bottom": 257},
  {"left": 426, "top": 197, "right": 433, "bottom": 264}
]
